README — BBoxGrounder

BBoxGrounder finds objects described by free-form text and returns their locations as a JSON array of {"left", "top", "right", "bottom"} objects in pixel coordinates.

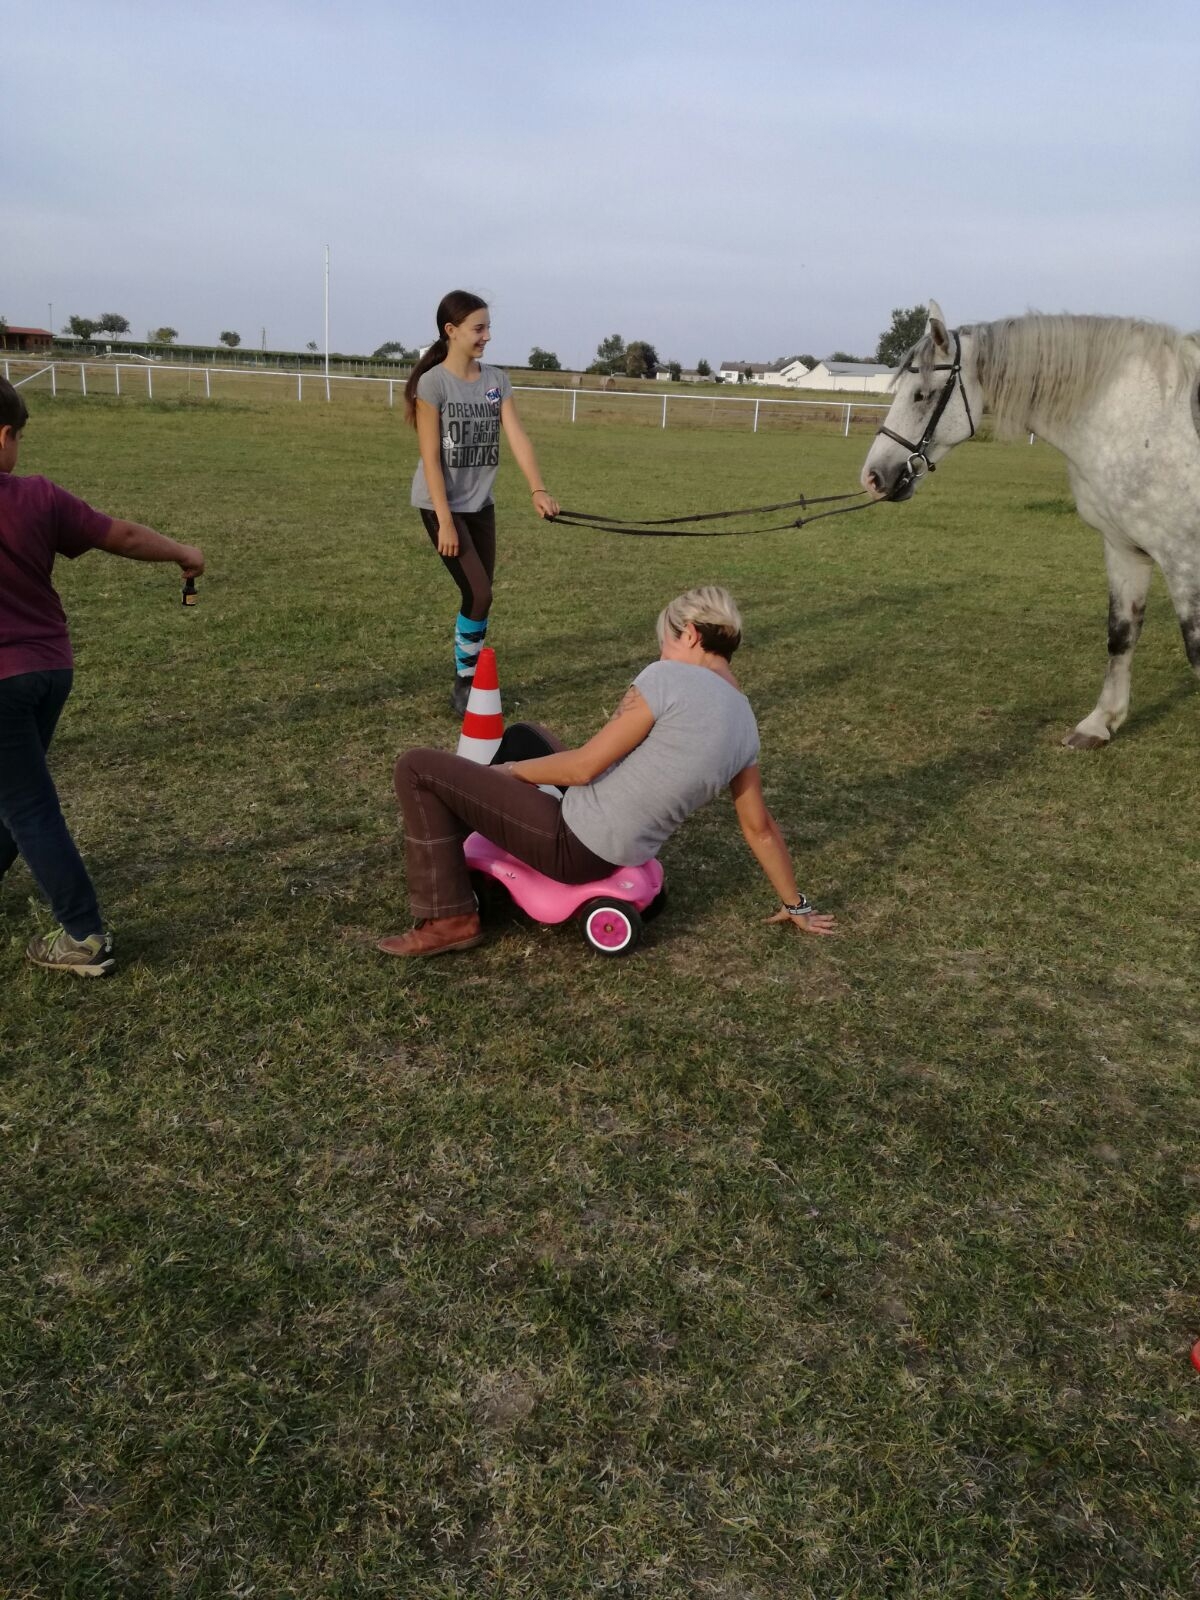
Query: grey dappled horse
[{"left": 861, "top": 302, "right": 1200, "bottom": 748}]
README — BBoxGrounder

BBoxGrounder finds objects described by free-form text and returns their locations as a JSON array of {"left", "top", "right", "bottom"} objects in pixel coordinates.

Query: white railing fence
[{"left": 2, "top": 358, "right": 893, "bottom": 436}]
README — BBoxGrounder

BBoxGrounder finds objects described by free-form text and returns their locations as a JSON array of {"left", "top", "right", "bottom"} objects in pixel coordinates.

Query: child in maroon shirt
[{"left": 0, "top": 377, "right": 204, "bottom": 976}]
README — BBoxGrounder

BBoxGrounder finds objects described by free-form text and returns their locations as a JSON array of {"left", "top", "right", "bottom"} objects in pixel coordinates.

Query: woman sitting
[{"left": 380, "top": 586, "right": 836, "bottom": 956}]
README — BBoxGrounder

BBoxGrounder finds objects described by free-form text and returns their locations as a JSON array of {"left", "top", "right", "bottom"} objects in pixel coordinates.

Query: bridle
[{"left": 874, "top": 330, "right": 976, "bottom": 499}]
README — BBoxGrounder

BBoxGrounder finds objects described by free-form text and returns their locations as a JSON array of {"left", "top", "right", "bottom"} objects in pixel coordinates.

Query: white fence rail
[{"left": 2, "top": 358, "right": 893, "bottom": 436}]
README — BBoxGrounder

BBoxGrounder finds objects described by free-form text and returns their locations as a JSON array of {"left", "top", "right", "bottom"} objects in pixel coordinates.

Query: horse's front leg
[{"left": 1064, "top": 538, "right": 1153, "bottom": 749}]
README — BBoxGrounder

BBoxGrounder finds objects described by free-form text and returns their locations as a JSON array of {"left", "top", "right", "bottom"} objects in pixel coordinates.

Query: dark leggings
[{"left": 419, "top": 504, "right": 496, "bottom": 622}]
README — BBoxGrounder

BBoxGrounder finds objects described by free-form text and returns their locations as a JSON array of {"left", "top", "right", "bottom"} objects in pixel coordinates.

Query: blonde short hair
[{"left": 656, "top": 585, "right": 743, "bottom": 661}]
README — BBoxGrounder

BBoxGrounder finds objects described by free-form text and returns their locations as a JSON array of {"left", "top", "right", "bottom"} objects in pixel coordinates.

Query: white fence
[{"left": 3, "top": 358, "right": 892, "bottom": 436}]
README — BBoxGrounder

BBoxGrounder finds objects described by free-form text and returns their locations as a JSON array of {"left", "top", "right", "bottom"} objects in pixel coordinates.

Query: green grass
[{"left": 2, "top": 395, "right": 1199, "bottom": 1598}]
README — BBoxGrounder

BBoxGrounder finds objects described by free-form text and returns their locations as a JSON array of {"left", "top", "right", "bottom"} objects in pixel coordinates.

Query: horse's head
[{"left": 861, "top": 301, "right": 982, "bottom": 501}]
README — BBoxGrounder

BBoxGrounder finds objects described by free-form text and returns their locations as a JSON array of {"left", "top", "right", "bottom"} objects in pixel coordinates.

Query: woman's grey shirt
[
  {"left": 561, "top": 660, "right": 760, "bottom": 866},
  {"left": 410, "top": 363, "right": 513, "bottom": 513}
]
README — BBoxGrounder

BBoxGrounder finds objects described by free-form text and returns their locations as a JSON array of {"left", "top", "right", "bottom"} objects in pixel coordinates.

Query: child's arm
[
  {"left": 415, "top": 399, "right": 459, "bottom": 556},
  {"left": 100, "top": 520, "right": 204, "bottom": 577},
  {"left": 500, "top": 398, "right": 559, "bottom": 518}
]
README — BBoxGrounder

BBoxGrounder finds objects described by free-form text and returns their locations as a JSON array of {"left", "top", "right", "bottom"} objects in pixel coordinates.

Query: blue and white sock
[{"left": 455, "top": 612, "right": 488, "bottom": 678}]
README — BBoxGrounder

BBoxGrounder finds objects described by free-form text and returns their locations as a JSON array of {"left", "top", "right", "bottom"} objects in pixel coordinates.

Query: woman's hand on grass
[{"left": 766, "top": 906, "right": 837, "bottom": 937}]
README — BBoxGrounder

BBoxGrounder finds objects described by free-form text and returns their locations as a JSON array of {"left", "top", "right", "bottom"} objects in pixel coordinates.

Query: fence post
[
  {"left": 51, "top": 366, "right": 57, "bottom": 398},
  {"left": 115, "top": 366, "right": 121, "bottom": 397},
  {"left": 147, "top": 367, "right": 153, "bottom": 400},
  {"left": 205, "top": 368, "right": 211, "bottom": 399},
  {"left": 843, "top": 403, "right": 851, "bottom": 438},
  {"left": 80, "top": 365, "right": 87, "bottom": 397},
  {"left": 661, "top": 394, "right": 667, "bottom": 429},
  {"left": 753, "top": 399, "right": 760, "bottom": 434},
  {"left": 571, "top": 389, "right": 577, "bottom": 423},
  {"left": 298, "top": 372, "right": 303, "bottom": 402},
  {"left": 388, "top": 380, "right": 394, "bottom": 407},
  {"left": 325, "top": 375, "right": 331, "bottom": 403}
]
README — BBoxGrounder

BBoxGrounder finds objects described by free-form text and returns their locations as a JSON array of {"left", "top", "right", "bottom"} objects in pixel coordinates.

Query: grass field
[{"left": 3, "top": 394, "right": 1198, "bottom": 1598}]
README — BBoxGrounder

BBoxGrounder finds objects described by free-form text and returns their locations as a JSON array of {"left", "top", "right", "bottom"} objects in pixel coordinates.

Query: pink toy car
[{"left": 464, "top": 831, "right": 666, "bottom": 956}]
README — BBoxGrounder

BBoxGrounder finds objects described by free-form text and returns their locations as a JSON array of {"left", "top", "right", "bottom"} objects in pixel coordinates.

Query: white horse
[{"left": 861, "top": 302, "right": 1200, "bottom": 748}]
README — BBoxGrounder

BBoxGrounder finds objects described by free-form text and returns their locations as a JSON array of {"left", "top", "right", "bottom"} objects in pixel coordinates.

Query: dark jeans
[
  {"left": 0, "top": 670, "right": 102, "bottom": 939},
  {"left": 393, "top": 723, "right": 616, "bottom": 919}
]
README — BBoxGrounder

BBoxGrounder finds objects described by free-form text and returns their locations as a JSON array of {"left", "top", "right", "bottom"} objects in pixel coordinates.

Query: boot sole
[{"left": 376, "top": 933, "right": 486, "bottom": 958}]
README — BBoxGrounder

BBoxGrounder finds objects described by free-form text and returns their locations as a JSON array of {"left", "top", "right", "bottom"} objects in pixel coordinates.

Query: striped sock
[{"left": 455, "top": 612, "right": 488, "bottom": 677}]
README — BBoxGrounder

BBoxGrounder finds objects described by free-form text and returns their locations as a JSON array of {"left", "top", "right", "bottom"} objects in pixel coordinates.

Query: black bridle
[{"left": 874, "top": 330, "right": 976, "bottom": 498}]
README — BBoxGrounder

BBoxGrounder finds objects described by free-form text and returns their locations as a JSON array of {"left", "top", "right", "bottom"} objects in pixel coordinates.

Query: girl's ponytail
[{"left": 403, "top": 290, "right": 488, "bottom": 425}]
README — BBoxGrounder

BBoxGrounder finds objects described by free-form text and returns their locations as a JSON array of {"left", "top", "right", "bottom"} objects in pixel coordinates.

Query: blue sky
[{"left": 7, "top": 0, "right": 1198, "bottom": 366}]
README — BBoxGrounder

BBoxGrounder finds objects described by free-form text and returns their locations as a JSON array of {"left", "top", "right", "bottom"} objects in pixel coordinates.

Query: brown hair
[
  {"left": 0, "top": 377, "right": 30, "bottom": 434},
  {"left": 403, "top": 290, "right": 489, "bottom": 425}
]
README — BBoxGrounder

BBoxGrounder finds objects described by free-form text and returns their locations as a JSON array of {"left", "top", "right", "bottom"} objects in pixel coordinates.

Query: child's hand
[
  {"left": 532, "top": 489, "right": 559, "bottom": 519},
  {"left": 437, "top": 519, "right": 459, "bottom": 557},
  {"left": 177, "top": 545, "right": 205, "bottom": 578},
  {"left": 766, "top": 906, "right": 837, "bottom": 937}
]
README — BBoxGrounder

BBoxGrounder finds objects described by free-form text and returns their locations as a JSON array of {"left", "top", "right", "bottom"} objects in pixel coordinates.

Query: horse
[{"left": 861, "top": 302, "right": 1200, "bottom": 748}]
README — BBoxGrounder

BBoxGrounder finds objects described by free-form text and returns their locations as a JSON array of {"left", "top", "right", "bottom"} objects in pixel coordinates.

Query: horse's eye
[{"left": 913, "top": 391, "right": 925, "bottom": 403}]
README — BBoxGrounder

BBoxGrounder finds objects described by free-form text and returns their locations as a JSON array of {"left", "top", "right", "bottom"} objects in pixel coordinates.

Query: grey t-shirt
[
  {"left": 561, "top": 660, "right": 761, "bottom": 866},
  {"left": 410, "top": 363, "right": 514, "bottom": 513}
]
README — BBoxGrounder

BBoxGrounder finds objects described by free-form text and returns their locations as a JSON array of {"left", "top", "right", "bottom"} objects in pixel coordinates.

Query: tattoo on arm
[{"left": 610, "top": 685, "right": 643, "bottom": 722}]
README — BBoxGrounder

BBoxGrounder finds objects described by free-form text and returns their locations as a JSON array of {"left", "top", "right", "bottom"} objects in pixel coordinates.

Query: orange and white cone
[{"left": 456, "top": 646, "right": 504, "bottom": 763}]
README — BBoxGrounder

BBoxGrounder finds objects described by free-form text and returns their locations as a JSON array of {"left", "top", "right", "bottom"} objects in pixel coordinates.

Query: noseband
[{"left": 875, "top": 330, "right": 976, "bottom": 497}]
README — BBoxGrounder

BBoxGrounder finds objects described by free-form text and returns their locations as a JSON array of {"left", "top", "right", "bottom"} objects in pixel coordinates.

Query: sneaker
[
  {"left": 26, "top": 927, "right": 116, "bottom": 978},
  {"left": 450, "top": 674, "right": 473, "bottom": 715}
]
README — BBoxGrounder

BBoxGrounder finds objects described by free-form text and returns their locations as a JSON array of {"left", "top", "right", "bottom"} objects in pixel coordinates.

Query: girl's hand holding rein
[{"left": 531, "top": 488, "right": 560, "bottom": 519}]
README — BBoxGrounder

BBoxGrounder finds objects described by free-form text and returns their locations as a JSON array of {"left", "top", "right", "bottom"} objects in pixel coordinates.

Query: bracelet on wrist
[
  {"left": 782, "top": 895, "right": 813, "bottom": 917},
  {"left": 531, "top": 488, "right": 548, "bottom": 496}
]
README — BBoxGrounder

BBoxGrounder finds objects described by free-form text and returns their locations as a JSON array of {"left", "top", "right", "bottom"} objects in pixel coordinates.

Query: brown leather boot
[{"left": 376, "top": 913, "right": 484, "bottom": 958}]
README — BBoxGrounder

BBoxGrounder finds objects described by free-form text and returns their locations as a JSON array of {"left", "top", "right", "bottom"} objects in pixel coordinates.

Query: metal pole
[
  {"left": 51, "top": 366, "right": 57, "bottom": 397},
  {"left": 661, "top": 394, "right": 667, "bottom": 429},
  {"left": 205, "top": 368, "right": 211, "bottom": 399},
  {"left": 115, "top": 365, "right": 121, "bottom": 397},
  {"left": 843, "top": 403, "right": 851, "bottom": 438},
  {"left": 324, "top": 244, "right": 331, "bottom": 402},
  {"left": 571, "top": 389, "right": 577, "bottom": 423},
  {"left": 298, "top": 372, "right": 303, "bottom": 402},
  {"left": 388, "top": 380, "right": 394, "bottom": 407},
  {"left": 753, "top": 399, "right": 760, "bottom": 434},
  {"left": 80, "top": 364, "right": 87, "bottom": 397},
  {"left": 147, "top": 367, "right": 153, "bottom": 400}
]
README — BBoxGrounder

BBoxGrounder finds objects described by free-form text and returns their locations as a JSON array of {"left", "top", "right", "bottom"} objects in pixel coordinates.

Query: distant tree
[
  {"left": 876, "top": 304, "right": 928, "bottom": 367},
  {"left": 152, "top": 327, "right": 178, "bottom": 344},
  {"left": 528, "top": 347, "right": 562, "bottom": 371},
  {"left": 95, "top": 312, "right": 130, "bottom": 335},
  {"left": 696, "top": 358, "right": 711, "bottom": 377},
  {"left": 219, "top": 331, "right": 241, "bottom": 349},
  {"left": 593, "top": 333, "right": 626, "bottom": 375},
  {"left": 668, "top": 361, "right": 682, "bottom": 381},
  {"left": 373, "top": 340, "right": 415, "bottom": 360},
  {"left": 829, "top": 350, "right": 863, "bottom": 364},
  {"left": 624, "top": 341, "right": 659, "bottom": 379},
  {"left": 796, "top": 353, "right": 817, "bottom": 369},
  {"left": 66, "top": 315, "right": 98, "bottom": 341},
  {"left": 736, "top": 369, "right": 746, "bottom": 384}
]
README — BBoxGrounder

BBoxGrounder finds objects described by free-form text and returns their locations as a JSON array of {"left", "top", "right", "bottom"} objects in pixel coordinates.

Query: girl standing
[{"left": 405, "top": 290, "right": 559, "bottom": 712}]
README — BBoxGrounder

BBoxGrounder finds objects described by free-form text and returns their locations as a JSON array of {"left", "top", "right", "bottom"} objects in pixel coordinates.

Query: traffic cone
[{"left": 456, "top": 647, "right": 504, "bottom": 763}]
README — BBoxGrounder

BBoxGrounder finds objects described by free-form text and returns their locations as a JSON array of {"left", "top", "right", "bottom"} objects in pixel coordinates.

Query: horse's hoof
[{"left": 1062, "top": 729, "right": 1110, "bottom": 751}]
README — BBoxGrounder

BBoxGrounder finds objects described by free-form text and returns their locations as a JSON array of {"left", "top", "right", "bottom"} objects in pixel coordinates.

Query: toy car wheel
[
  {"left": 469, "top": 870, "right": 508, "bottom": 923},
  {"left": 580, "top": 899, "right": 642, "bottom": 957},
  {"left": 641, "top": 886, "right": 668, "bottom": 924}
]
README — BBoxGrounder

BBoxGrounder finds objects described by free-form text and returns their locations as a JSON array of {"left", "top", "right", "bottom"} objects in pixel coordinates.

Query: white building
[
  {"left": 716, "top": 358, "right": 808, "bottom": 387},
  {"left": 789, "top": 360, "right": 895, "bottom": 393}
]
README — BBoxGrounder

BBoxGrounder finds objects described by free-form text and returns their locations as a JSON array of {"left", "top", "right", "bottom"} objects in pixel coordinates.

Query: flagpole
[{"left": 323, "top": 244, "right": 330, "bottom": 402}]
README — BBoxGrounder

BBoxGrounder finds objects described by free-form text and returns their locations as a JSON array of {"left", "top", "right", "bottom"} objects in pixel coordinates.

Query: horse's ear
[{"left": 928, "top": 300, "right": 950, "bottom": 354}]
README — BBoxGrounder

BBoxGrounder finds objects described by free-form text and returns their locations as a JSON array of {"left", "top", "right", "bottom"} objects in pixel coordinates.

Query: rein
[
  {"left": 874, "top": 329, "right": 976, "bottom": 497},
  {"left": 548, "top": 487, "right": 879, "bottom": 538}
]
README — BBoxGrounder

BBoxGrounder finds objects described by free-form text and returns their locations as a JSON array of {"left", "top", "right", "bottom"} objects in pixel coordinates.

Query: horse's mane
[{"left": 904, "top": 314, "right": 1200, "bottom": 439}]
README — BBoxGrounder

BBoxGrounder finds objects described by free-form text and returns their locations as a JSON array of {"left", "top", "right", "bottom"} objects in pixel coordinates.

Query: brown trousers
[{"left": 394, "top": 724, "right": 616, "bottom": 919}]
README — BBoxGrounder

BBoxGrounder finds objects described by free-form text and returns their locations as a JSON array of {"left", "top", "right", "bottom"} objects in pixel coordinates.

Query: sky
[{"left": 7, "top": 0, "right": 1199, "bottom": 368}]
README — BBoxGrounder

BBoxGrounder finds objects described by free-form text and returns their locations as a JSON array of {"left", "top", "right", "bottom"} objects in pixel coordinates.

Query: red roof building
[{"left": 0, "top": 326, "right": 54, "bottom": 353}]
